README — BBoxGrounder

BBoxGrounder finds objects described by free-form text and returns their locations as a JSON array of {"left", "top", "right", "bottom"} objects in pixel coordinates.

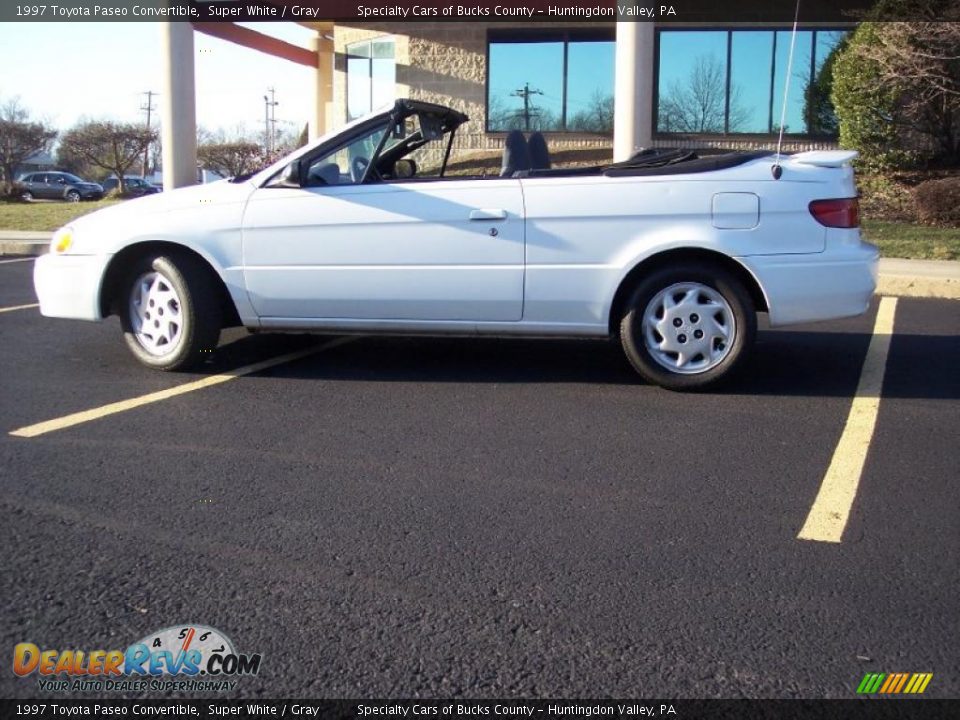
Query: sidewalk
[{"left": 1, "top": 230, "right": 957, "bottom": 299}]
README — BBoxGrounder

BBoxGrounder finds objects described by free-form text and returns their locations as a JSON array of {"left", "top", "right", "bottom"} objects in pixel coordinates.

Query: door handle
[{"left": 469, "top": 209, "right": 507, "bottom": 221}]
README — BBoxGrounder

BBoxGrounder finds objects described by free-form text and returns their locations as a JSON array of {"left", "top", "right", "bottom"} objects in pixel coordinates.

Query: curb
[
  {"left": 0, "top": 240, "right": 48, "bottom": 257},
  {"left": 1, "top": 236, "right": 958, "bottom": 300},
  {"left": 876, "top": 276, "right": 960, "bottom": 300}
]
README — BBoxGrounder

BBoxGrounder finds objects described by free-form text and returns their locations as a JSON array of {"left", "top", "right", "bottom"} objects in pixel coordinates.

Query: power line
[
  {"left": 140, "top": 90, "right": 158, "bottom": 178},
  {"left": 510, "top": 83, "right": 543, "bottom": 131},
  {"left": 263, "top": 87, "right": 279, "bottom": 154}
]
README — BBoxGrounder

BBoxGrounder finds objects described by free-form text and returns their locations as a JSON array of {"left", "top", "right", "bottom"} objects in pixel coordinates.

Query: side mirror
[
  {"left": 273, "top": 160, "right": 302, "bottom": 188},
  {"left": 392, "top": 158, "right": 416, "bottom": 179}
]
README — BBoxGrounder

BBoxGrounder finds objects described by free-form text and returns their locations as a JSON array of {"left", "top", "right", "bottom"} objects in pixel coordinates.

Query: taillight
[{"left": 809, "top": 198, "right": 860, "bottom": 228}]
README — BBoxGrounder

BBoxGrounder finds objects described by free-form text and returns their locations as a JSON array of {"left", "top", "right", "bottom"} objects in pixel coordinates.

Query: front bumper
[
  {"left": 742, "top": 240, "right": 879, "bottom": 327},
  {"left": 34, "top": 252, "right": 112, "bottom": 321}
]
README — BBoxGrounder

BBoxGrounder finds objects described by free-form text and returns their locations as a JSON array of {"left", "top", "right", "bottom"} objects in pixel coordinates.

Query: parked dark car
[
  {"left": 16, "top": 172, "right": 103, "bottom": 202},
  {"left": 102, "top": 176, "right": 162, "bottom": 196}
]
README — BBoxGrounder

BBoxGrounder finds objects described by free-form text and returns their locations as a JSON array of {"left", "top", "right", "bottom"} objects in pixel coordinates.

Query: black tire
[
  {"left": 20, "top": 190, "right": 33, "bottom": 202},
  {"left": 65, "top": 190, "right": 81, "bottom": 202},
  {"left": 119, "top": 252, "right": 222, "bottom": 371},
  {"left": 619, "top": 262, "right": 756, "bottom": 391}
]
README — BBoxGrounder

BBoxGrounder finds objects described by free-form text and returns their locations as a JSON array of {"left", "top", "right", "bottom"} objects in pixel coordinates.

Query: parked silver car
[{"left": 16, "top": 172, "right": 104, "bottom": 202}]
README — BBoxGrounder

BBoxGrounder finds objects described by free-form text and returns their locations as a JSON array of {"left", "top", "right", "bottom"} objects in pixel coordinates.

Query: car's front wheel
[
  {"left": 65, "top": 190, "right": 81, "bottom": 202},
  {"left": 20, "top": 190, "right": 33, "bottom": 202},
  {"left": 619, "top": 263, "right": 756, "bottom": 391},
  {"left": 120, "top": 253, "right": 222, "bottom": 371}
]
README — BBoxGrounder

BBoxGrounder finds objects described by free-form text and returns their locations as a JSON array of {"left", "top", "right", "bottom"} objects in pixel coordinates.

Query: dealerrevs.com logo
[
  {"left": 13, "top": 625, "right": 262, "bottom": 693},
  {"left": 856, "top": 672, "right": 934, "bottom": 695}
]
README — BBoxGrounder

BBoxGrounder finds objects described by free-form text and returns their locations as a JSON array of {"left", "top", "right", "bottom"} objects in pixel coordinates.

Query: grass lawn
[
  {"left": 861, "top": 219, "right": 960, "bottom": 261},
  {"left": 1, "top": 198, "right": 955, "bottom": 262},
  {"left": 0, "top": 198, "right": 121, "bottom": 232}
]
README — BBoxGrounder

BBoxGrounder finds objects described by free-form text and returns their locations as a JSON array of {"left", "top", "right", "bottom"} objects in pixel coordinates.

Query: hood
[
  {"left": 64, "top": 179, "right": 259, "bottom": 256},
  {"left": 73, "top": 180, "right": 255, "bottom": 226}
]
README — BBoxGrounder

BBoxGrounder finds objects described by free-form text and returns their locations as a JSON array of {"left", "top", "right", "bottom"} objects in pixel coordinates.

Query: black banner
[
  {"left": 0, "top": 700, "right": 958, "bottom": 720},
  {"left": 1, "top": 0, "right": 953, "bottom": 24}
]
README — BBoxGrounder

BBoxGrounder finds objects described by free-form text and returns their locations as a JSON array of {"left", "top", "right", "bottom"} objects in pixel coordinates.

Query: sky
[{"left": 0, "top": 21, "right": 316, "bottom": 139}]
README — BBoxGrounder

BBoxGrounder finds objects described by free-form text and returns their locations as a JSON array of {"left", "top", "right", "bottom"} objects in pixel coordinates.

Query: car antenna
[{"left": 772, "top": 0, "right": 802, "bottom": 180}]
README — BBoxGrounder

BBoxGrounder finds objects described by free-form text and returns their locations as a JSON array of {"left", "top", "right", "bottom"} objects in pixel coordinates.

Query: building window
[
  {"left": 656, "top": 28, "right": 849, "bottom": 137},
  {"left": 346, "top": 37, "right": 396, "bottom": 121},
  {"left": 487, "top": 32, "right": 615, "bottom": 133}
]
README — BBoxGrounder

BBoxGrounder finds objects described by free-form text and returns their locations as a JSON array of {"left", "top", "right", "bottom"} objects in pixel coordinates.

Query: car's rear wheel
[
  {"left": 20, "top": 190, "right": 33, "bottom": 202},
  {"left": 619, "top": 263, "right": 756, "bottom": 391},
  {"left": 65, "top": 190, "right": 81, "bottom": 202},
  {"left": 120, "top": 253, "right": 222, "bottom": 371}
]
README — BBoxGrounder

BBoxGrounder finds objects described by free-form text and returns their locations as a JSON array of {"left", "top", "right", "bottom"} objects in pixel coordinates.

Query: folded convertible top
[{"left": 603, "top": 150, "right": 773, "bottom": 177}]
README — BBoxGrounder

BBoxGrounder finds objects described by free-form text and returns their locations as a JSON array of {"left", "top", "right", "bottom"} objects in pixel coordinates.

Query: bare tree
[
  {"left": 59, "top": 121, "right": 156, "bottom": 193},
  {"left": 0, "top": 98, "right": 57, "bottom": 194},
  {"left": 197, "top": 125, "right": 274, "bottom": 178},
  {"left": 658, "top": 55, "right": 750, "bottom": 133},
  {"left": 487, "top": 93, "right": 559, "bottom": 132},
  {"left": 568, "top": 91, "right": 615, "bottom": 135},
  {"left": 198, "top": 141, "right": 266, "bottom": 178}
]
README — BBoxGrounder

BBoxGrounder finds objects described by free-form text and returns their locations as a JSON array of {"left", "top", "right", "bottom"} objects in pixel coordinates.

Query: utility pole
[
  {"left": 511, "top": 83, "right": 543, "bottom": 131},
  {"left": 140, "top": 90, "right": 158, "bottom": 178},
  {"left": 263, "top": 87, "right": 279, "bottom": 155}
]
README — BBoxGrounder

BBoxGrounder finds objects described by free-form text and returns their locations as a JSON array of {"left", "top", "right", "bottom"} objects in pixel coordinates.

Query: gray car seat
[
  {"left": 528, "top": 132, "right": 551, "bottom": 170},
  {"left": 500, "top": 130, "right": 532, "bottom": 177}
]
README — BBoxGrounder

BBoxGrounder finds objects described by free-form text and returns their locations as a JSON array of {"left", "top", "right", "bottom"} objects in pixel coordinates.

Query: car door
[
  {"left": 242, "top": 123, "right": 525, "bottom": 323},
  {"left": 29, "top": 174, "right": 51, "bottom": 198},
  {"left": 46, "top": 174, "right": 66, "bottom": 199},
  {"left": 19, "top": 174, "right": 38, "bottom": 196}
]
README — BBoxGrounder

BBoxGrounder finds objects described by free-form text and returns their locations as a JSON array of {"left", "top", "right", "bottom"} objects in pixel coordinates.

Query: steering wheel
[{"left": 351, "top": 156, "right": 369, "bottom": 183}]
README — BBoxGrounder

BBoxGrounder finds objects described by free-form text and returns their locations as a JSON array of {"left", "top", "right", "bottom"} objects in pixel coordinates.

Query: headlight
[{"left": 52, "top": 226, "right": 74, "bottom": 254}]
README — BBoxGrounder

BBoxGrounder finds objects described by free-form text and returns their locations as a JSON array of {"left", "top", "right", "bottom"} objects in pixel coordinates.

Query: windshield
[{"left": 242, "top": 104, "right": 401, "bottom": 186}]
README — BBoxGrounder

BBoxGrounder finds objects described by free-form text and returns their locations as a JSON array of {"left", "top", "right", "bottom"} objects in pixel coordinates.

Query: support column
[
  {"left": 160, "top": 22, "right": 197, "bottom": 190},
  {"left": 310, "top": 32, "right": 334, "bottom": 142},
  {"left": 613, "top": 21, "right": 655, "bottom": 162}
]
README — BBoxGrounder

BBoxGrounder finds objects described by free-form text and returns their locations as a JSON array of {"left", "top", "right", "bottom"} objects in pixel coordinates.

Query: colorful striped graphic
[{"left": 857, "top": 672, "right": 933, "bottom": 694}]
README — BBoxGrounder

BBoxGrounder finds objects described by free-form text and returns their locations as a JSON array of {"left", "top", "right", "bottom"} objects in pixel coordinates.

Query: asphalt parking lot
[{"left": 0, "top": 256, "right": 957, "bottom": 700}]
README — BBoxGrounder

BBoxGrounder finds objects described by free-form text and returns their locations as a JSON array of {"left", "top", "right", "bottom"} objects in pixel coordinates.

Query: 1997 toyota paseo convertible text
[{"left": 34, "top": 100, "right": 878, "bottom": 390}]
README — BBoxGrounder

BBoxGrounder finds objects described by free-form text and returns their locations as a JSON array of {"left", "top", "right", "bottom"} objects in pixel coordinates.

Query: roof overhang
[{"left": 191, "top": 22, "right": 320, "bottom": 67}]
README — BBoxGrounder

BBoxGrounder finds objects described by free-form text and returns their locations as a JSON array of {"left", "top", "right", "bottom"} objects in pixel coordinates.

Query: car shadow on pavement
[
  {"left": 235, "top": 329, "right": 959, "bottom": 400},
  {"left": 731, "top": 330, "right": 960, "bottom": 400}
]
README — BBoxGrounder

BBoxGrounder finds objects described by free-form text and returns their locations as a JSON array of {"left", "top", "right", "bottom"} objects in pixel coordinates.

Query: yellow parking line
[
  {"left": 9, "top": 337, "right": 356, "bottom": 439},
  {"left": 0, "top": 303, "right": 39, "bottom": 314},
  {"left": 798, "top": 297, "right": 898, "bottom": 543}
]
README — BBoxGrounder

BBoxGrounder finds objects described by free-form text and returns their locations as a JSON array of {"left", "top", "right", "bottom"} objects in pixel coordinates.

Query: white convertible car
[{"left": 34, "top": 100, "right": 877, "bottom": 390}]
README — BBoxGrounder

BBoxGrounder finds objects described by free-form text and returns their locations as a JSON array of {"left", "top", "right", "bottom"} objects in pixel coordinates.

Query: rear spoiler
[{"left": 788, "top": 150, "right": 858, "bottom": 168}]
